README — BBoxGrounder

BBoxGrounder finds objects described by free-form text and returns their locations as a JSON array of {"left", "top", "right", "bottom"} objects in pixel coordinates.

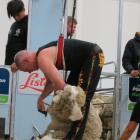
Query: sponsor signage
[
  {"left": 18, "top": 71, "right": 46, "bottom": 94},
  {"left": 129, "top": 77, "right": 140, "bottom": 102},
  {"left": 0, "top": 68, "right": 10, "bottom": 104},
  {"left": 128, "top": 77, "right": 140, "bottom": 111},
  {"left": 127, "top": 100, "right": 135, "bottom": 111},
  {"left": 17, "top": 70, "right": 64, "bottom": 95}
]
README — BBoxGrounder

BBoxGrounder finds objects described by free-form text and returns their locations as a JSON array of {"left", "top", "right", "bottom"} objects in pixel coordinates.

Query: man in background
[
  {"left": 67, "top": 16, "right": 77, "bottom": 38},
  {"left": 5, "top": 0, "right": 28, "bottom": 72},
  {"left": 122, "top": 32, "right": 140, "bottom": 77},
  {"left": 120, "top": 101, "right": 140, "bottom": 140},
  {"left": 122, "top": 32, "right": 140, "bottom": 139}
]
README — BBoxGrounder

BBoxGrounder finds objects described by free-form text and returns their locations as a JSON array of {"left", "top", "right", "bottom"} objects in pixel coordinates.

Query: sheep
[
  {"left": 82, "top": 101, "right": 102, "bottom": 140},
  {"left": 92, "top": 93, "right": 113, "bottom": 140},
  {"left": 37, "top": 85, "right": 102, "bottom": 140}
]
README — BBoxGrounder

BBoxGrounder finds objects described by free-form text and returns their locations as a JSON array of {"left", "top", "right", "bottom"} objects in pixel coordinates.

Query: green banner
[{"left": 0, "top": 95, "right": 8, "bottom": 104}]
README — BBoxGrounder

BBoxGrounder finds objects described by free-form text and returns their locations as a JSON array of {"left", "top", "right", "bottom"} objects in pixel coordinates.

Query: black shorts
[{"left": 130, "top": 101, "right": 140, "bottom": 123}]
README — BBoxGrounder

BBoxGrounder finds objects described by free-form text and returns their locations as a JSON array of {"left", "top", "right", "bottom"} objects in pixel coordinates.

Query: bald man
[{"left": 14, "top": 39, "right": 104, "bottom": 140}]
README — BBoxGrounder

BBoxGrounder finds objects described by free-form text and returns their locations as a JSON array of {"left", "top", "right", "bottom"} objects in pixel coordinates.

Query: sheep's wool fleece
[{"left": 38, "top": 85, "right": 102, "bottom": 140}]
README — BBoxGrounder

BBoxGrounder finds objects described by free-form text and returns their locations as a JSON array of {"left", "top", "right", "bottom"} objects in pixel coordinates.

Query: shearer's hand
[
  {"left": 37, "top": 96, "right": 46, "bottom": 112},
  {"left": 11, "top": 63, "right": 18, "bottom": 73},
  {"left": 37, "top": 97, "right": 48, "bottom": 116}
]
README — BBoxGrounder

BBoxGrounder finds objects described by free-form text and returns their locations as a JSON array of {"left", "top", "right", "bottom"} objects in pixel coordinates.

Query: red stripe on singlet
[{"left": 56, "top": 34, "right": 64, "bottom": 69}]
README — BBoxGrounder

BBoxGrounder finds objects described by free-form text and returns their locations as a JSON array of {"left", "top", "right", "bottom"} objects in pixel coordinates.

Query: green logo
[
  {"left": 128, "top": 102, "right": 135, "bottom": 111},
  {"left": 0, "top": 95, "right": 8, "bottom": 104}
]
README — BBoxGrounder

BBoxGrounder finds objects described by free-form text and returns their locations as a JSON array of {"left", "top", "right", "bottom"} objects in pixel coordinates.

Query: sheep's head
[{"left": 48, "top": 85, "right": 86, "bottom": 122}]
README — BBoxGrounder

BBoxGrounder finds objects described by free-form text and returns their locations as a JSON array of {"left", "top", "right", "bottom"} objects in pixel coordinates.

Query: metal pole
[
  {"left": 27, "top": 0, "right": 33, "bottom": 52},
  {"left": 9, "top": 73, "right": 17, "bottom": 140},
  {"left": 113, "top": 0, "right": 123, "bottom": 139}
]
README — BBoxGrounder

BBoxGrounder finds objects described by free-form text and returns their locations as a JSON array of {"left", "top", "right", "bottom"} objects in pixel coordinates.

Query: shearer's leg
[
  {"left": 75, "top": 45, "right": 104, "bottom": 140},
  {"left": 64, "top": 44, "right": 104, "bottom": 140}
]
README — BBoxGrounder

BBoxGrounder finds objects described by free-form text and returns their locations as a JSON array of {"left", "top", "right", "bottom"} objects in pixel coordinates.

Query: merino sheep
[
  {"left": 92, "top": 93, "right": 113, "bottom": 140},
  {"left": 37, "top": 85, "right": 102, "bottom": 140}
]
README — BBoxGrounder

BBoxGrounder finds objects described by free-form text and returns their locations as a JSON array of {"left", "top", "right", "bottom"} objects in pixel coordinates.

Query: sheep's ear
[
  {"left": 69, "top": 103, "right": 83, "bottom": 121},
  {"left": 64, "top": 85, "right": 76, "bottom": 93},
  {"left": 52, "top": 94, "right": 61, "bottom": 103},
  {"left": 64, "top": 84, "right": 71, "bottom": 91},
  {"left": 55, "top": 89, "right": 63, "bottom": 95},
  {"left": 35, "top": 137, "right": 41, "bottom": 140}
]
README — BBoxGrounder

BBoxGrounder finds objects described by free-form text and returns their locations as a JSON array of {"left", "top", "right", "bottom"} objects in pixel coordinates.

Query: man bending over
[{"left": 14, "top": 39, "right": 104, "bottom": 140}]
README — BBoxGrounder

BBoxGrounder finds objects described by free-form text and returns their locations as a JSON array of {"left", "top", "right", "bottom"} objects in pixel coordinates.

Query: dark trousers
[{"left": 65, "top": 46, "right": 104, "bottom": 140}]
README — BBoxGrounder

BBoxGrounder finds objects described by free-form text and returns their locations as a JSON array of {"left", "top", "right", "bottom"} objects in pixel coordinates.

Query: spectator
[
  {"left": 122, "top": 32, "right": 140, "bottom": 77},
  {"left": 67, "top": 16, "right": 77, "bottom": 38},
  {"left": 5, "top": 0, "right": 28, "bottom": 72},
  {"left": 122, "top": 32, "right": 140, "bottom": 139},
  {"left": 120, "top": 101, "right": 140, "bottom": 140}
]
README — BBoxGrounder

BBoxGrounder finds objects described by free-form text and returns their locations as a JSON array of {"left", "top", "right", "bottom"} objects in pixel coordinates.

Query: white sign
[{"left": 17, "top": 70, "right": 46, "bottom": 94}]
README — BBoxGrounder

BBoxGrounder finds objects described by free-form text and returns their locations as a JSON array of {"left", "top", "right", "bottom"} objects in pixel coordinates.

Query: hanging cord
[
  {"left": 57, "top": 0, "right": 67, "bottom": 81},
  {"left": 70, "top": 0, "right": 77, "bottom": 39},
  {"left": 64, "top": 0, "right": 77, "bottom": 81}
]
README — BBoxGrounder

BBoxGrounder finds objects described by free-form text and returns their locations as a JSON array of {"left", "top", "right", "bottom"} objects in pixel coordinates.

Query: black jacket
[
  {"left": 5, "top": 15, "right": 28, "bottom": 65},
  {"left": 122, "top": 33, "right": 140, "bottom": 73}
]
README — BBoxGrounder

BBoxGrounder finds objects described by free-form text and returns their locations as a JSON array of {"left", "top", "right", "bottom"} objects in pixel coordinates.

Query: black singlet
[{"left": 36, "top": 39, "right": 100, "bottom": 71}]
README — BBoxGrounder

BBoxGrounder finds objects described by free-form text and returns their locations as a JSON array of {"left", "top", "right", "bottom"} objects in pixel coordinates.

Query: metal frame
[
  {"left": 113, "top": 0, "right": 124, "bottom": 139},
  {"left": 100, "top": 1, "right": 124, "bottom": 139},
  {"left": 27, "top": 0, "right": 32, "bottom": 52},
  {"left": 94, "top": 0, "right": 124, "bottom": 139},
  {"left": 9, "top": 73, "right": 17, "bottom": 139}
]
